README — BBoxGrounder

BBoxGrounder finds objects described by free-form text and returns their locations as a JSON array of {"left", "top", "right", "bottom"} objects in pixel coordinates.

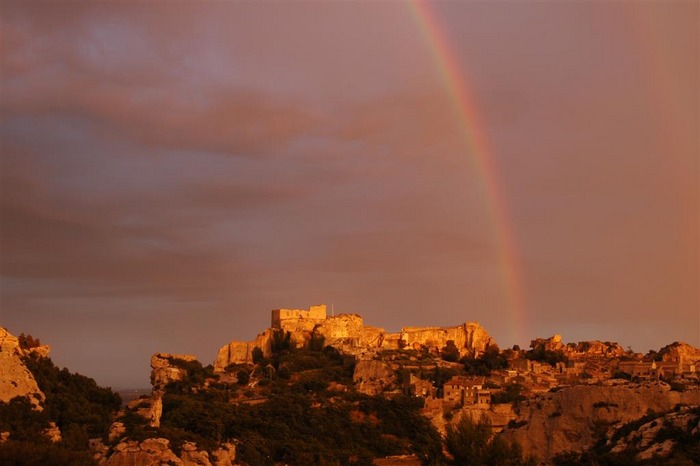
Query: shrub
[
  {"left": 492, "top": 384, "right": 526, "bottom": 405},
  {"left": 445, "top": 414, "right": 535, "bottom": 465},
  {"left": 252, "top": 347, "right": 265, "bottom": 364},
  {"left": 441, "top": 341, "right": 460, "bottom": 362},
  {"left": 237, "top": 370, "right": 250, "bottom": 386}
]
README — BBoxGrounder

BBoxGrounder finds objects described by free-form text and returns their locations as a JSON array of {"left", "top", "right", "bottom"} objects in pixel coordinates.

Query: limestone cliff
[
  {"left": 400, "top": 322, "right": 494, "bottom": 357},
  {"left": 214, "top": 329, "right": 274, "bottom": 370},
  {"left": 501, "top": 381, "right": 700, "bottom": 462},
  {"left": 0, "top": 327, "right": 46, "bottom": 408}
]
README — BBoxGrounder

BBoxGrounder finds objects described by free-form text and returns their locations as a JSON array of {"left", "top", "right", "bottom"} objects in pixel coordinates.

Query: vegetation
[
  {"left": 441, "top": 340, "right": 460, "bottom": 362},
  {"left": 22, "top": 354, "right": 121, "bottom": 443},
  {"left": 17, "top": 333, "right": 42, "bottom": 350},
  {"left": 163, "top": 358, "right": 217, "bottom": 393},
  {"left": 524, "top": 345, "right": 567, "bottom": 367},
  {"left": 0, "top": 354, "right": 121, "bottom": 465},
  {"left": 491, "top": 384, "right": 526, "bottom": 405},
  {"left": 445, "top": 414, "right": 536, "bottom": 465},
  {"left": 129, "top": 345, "right": 446, "bottom": 465},
  {"left": 157, "top": 390, "right": 445, "bottom": 465},
  {"left": 460, "top": 346, "right": 508, "bottom": 376}
]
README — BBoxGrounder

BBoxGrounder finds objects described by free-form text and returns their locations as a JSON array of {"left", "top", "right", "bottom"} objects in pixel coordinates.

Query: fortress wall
[{"left": 271, "top": 305, "right": 327, "bottom": 328}]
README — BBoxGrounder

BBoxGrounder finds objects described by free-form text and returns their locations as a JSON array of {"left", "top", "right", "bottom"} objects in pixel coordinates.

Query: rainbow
[{"left": 408, "top": 1, "right": 529, "bottom": 345}]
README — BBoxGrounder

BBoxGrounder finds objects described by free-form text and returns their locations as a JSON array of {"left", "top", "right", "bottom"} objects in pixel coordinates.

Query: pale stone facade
[
  {"left": 443, "top": 376, "right": 491, "bottom": 406},
  {"left": 214, "top": 304, "right": 496, "bottom": 374}
]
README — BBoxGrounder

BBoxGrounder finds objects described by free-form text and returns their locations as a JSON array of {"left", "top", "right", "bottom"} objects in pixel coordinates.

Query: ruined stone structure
[
  {"left": 213, "top": 305, "right": 495, "bottom": 372},
  {"left": 271, "top": 304, "right": 327, "bottom": 328}
]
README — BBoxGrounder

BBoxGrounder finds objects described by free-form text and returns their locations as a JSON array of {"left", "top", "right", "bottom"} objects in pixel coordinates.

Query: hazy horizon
[{"left": 2, "top": 2, "right": 698, "bottom": 388}]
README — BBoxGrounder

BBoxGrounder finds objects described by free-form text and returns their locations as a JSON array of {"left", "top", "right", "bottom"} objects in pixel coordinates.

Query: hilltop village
[
  {"left": 213, "top": 305, "right": 698, "bottom": 396},
  {"left": 2, "top": 306, "right": 700, "bottom": 465}
]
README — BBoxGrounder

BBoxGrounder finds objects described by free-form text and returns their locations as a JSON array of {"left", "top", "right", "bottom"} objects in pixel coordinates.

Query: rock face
[
  {"left": 607, "top": 406, "right": 700, "bottom": 461},
  {"left": 150, "top": 353, "right": 198, "bottom": 393},
  {"left": 0, "top": 327, "right": 46, "bottom": 408},
  {"left": 530, "top": 334, "right": 626, "bottom": 358},
  {"left": 213, "top": 305, "right": 496, "bottom": 370},
  {"left": 399, "top": 323, "right": 494, "bottom": 357},
  {"left": 353, "top": 359, "right": 396, "bottom": 396},
  {"left": 214, "top": 329, "right": 274, "bottom": 370},
  {"left": 127, "top": 396, "right": 163, "bottom": 428},
  {"left": 501, "top": 382, "right": 700, "bottom": 462}
]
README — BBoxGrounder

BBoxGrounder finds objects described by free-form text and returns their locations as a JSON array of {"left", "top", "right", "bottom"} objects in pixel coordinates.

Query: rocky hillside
[
  {"left": 0, "top": 327, "right": 121, "bottom": 465},
  {"left": 501, "top": 381, "right": 700, "bottom": 461},
  {"left": 0, "top": 327, "right": 48, "bottom": 408},
  {"left": 2, "top": 308, "right": 699, "bottom": 466}
]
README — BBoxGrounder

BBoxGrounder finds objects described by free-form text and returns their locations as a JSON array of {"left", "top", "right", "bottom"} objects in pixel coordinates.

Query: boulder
[{"left": 211, "top": 443, "right": 236, "bottom": 466}]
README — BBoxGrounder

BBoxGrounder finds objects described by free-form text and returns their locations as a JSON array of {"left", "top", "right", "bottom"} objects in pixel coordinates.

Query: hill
[{"left": 1, "top": 305, "right": 699, "bottom": 465}]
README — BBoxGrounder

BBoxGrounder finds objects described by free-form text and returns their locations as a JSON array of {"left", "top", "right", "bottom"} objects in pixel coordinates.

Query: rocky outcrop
[
  {"left": 214, "top": 329, "right": 274, "bottom": 370},
  {"left": 211, "top": 443, "right": 236, "bottom": 466},
  {"left": 353, "top": 359, "right": 396, "bottom": 396},
  {"left": 400, "top": 322, "right": 494, "bottom": 357},
  {"left": 127, "top": 396, "right": 162, "bottom": 428},
  {"left": 530, "top": 335, "right": 626, "bottom": 359},
  {"left": 657, "top": 341, "right": 700, "bottom": 366},
  {"left": 607, "top": 406, "right": 700, "bottom": 461},
  {"left": 100, "top": 438, "right": 235, "bottom": 466},
  {"left": 43, "top": 421, "right": 61, "bottom": 442},
  {"left": 313, "top": 314, "right": 390, "bottom": 355},
  {"left": 150, "top": 353, "right": 198, "bottom": 393},
  {"left": 0, "top": 327, "right": 45, "bottom": 408},
  {"left": 102, "top": 438, "right": 182, "bottom": 466},
  {"left": 214, "top": 306, "right": 330, "bottom": 370},
  {"left": 501, "top": 381, "right": 700, "bottom": 462}
]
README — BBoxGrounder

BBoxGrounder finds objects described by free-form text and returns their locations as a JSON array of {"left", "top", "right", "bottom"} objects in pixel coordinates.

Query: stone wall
[{"left": 271, "top": 304, "right": 327, "bottom": 329}]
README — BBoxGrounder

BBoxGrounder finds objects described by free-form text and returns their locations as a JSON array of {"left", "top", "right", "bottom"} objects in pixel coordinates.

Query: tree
[
  {"left": 237, "top": 370, "right": 250, "bottom": 386},
  {"left": 445, "top": 414, "right": 535, "bottom": 466},
  {"left": 441, "top": 341, "right": 460, "bottom": 362},
  {"left": 252, "top": 347, "right": 264, "bottom": 365},
  {"left": 271, "top": 330, "right": 291, "bottom": 354}
]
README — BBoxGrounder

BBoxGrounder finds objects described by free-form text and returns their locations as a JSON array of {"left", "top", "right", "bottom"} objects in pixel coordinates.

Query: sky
[{"left": 1, "top": 1, "right": 698, "bottom": 389}]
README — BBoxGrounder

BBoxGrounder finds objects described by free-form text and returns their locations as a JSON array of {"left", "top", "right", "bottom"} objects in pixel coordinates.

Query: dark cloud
[{"left": 1, "top": 1, "right": 697, "bottom": 387}]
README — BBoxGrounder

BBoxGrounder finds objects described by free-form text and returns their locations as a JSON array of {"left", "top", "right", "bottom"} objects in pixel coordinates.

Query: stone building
[
  {"left": 403, "top": 373, "right": 436, "bottom": 399},
  {"left": 443, "top": 376, "right": 490, "bottom": 406}
]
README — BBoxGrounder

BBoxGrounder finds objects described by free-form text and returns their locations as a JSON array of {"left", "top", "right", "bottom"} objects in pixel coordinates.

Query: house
[
  {"left": 402, "top": 373, "right": 436, "bottom": 399},
  {"left": 442, "top": 376, "right": 490, "bottom": 406}
]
